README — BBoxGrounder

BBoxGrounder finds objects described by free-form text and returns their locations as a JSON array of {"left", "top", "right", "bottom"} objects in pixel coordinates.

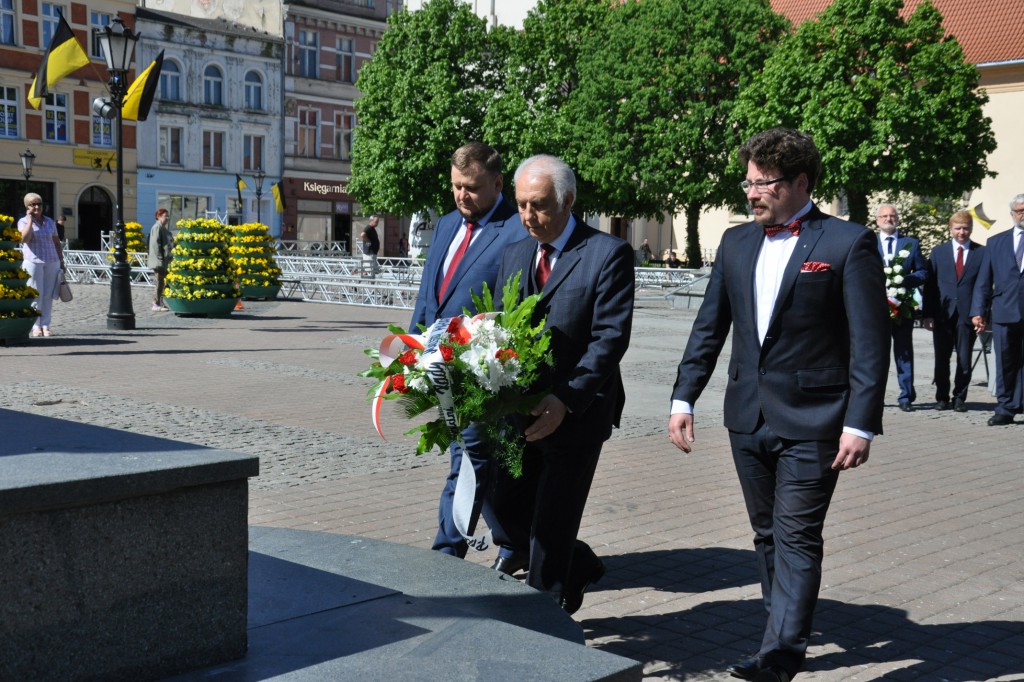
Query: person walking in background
[
  {"left": 55, "top": 216, "right": 67, "bottom": 242},
  {"left": 640, "top": 238, "right": 654, "bottom": 263},
  {"left": 148, "top": 209, "right": 173, "bottom": 311},
  {"left": 875, "top": 204, "right": 929, "bottom": 412},
  {"left": 409, "top": 142, "right": 528, "bottom": 565},
  {"left": 489, "top": 154, "right": 634, "bottom": 615},
  {"left": 922, "top": 211, "right": 985, "bottom": 412},
  {"left": 971, "top": 194, "right": 1024, "bottom": 426},
  {"left": 669, "top": 128, "right": 889, "bottom": 682},
  {"left": 17, "top": 193, "right": 64, "bottom": 338},
  {"left": 360, "top": 215, "right": 381, "bottom": 275}
]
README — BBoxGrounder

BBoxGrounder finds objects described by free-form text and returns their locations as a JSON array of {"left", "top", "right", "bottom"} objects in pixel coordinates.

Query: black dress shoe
[
  {"left": 491, "top": 553, "right": 529, "bottom": 575},
  {"left": 988, "top": 414, "right": 1014, "bottom": 426},
  {"left": 727, "top": 656, "right": 763, "bottom": 679},
  {"left": 752, "top": 666, "right": 791, "bottom": 682},
  {"left": 560, "top": 558, "right": 605, "bottom": 615},
  {"left": 899, "top": 402, "right": 913, "bottom": 412},
  {"left": 935, "top": 400, "right": 950, "bottom": 411},
  {"left": 953, "top": 399, "right": 967, "bottom": 413}
]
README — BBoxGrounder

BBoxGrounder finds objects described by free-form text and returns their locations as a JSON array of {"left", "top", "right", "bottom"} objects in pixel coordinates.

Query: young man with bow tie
[{"left": 668, "top": 128, "right": 889, "bottom": 682}]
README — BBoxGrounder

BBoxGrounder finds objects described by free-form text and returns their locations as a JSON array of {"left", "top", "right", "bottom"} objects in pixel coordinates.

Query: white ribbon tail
[{"left": 452, "top": 438, "right": 491, "bottom": 552}]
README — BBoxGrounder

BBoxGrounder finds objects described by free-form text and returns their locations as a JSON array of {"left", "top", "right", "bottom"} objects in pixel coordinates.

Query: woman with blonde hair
[{"left": 17, "top": 193, "right": 64, "bottom": 337}]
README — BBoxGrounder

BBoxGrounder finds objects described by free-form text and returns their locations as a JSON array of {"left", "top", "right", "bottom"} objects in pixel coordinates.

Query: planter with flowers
[
  {"left": 230, "top": 222, "right": 282, "bottom": 300},
  {"left": 0, "top": 215, "right": 41, "bottom": 342},
  {"left": 164, "top": 218, "right": 239, "bottom": 317},
  {"left": 107, "top": 221, "right": 148, "bottom": 268}
]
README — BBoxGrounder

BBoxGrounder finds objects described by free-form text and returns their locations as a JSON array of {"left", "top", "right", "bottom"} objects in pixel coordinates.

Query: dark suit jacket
[
  {"left": 879, "top": 233, "right": 929, "bottom": 290},
  {"left": 410, "top": 198, "right": 527, "bottom": 330},
  {"left": 971, "top": 229, "right": 1023, "bottom": 324},
  {"left": 495, "top": 221, "right": 635, "bottom": 443},
  {"left": 672, "top": 206, "right": 890, "bottom": 439},
  {"left": 924, "top": 240, "right": 984, "bottom": 323}
]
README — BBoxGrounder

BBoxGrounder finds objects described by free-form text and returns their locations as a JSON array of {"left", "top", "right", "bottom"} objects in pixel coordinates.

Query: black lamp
[
  {"left": 96, "top": 18, "right": 139, "bottom": 331},
  {"left": 19, "top": 149, "right": 35, "bottom": 195},
  {"left": 253, "top": 169, "right": 266, "bottom": 225}
]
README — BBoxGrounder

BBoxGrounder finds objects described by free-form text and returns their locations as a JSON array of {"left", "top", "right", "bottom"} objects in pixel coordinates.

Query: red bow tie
[{"left": 763, "top": 219, "right": 802, "bottom": 238}]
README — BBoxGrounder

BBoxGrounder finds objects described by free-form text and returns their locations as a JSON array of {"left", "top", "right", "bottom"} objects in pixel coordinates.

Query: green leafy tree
[
  {"left": 349, "top": 0, "right": 509, "bottom": 215},
  {"left": 483, "top": 0, "right": 611, "bottom": 170},
  {"left": 732, "top": 0, "right": 996, "bottom": 226},
  {"left": 562, "top": 0, "right": 788, "bottom": 266}
]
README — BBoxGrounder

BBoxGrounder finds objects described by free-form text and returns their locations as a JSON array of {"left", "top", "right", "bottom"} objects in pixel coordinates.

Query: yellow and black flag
[
  {"left": 272, "top": 181, "right": 286, "bottom": 213},
  {"left": 970, "top": 203, "right": 994, "bottom": 230},
  {"left": 123, "top": 50, "right": 164, "bottom": 122},
  {"left": 235, "top": 174, "right": 248, "bottom": 208},
  {"left": 28, "top": 12, "right": 91, "bottom": 109}
]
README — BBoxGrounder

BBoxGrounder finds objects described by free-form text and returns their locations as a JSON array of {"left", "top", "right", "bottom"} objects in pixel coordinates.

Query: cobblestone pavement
[{"left": 3, "top": 285, "right": 1022, "bottom": 681}]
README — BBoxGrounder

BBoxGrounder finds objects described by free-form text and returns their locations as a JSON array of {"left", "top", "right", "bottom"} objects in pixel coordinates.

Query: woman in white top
[{"left": 17, "top": 193, "right": 64, "bottom": 337}]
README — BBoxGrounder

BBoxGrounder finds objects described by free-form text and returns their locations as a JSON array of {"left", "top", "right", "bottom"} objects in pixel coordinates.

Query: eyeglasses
[
  {"left": 739, "top": 177, "right": 790, "bottom": 193},
  {"left": 1011, "top": 208, "right": 1024, "bottom": 216},
  {"left": 26, "top": 202, "right": 42, "bottom": 207}
]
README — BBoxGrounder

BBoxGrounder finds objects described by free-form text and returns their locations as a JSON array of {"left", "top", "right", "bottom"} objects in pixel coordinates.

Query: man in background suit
[
  {"left": 669, "top": 128, "right": 889, "bottom": 682},
  {"left": 875, "top": 205, "right": 929, "bottom": 412},
  {"left": 489, "top": 154, "right": 634, "bottom": 615},
  {"left": 410, "top": 142, "right": 528, "bottom": 561},
  {"left": 971, "top": 193, "right": 1024, "bottom": 426},
  {"left": 922, "top": 211, "right": 985, "bottom": 412}
]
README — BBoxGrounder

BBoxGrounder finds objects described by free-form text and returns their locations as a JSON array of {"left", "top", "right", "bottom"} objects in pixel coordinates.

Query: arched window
[
  {"left": 244, "top": 71, "right": 263, "bottom": 110},
  {"left": 159, "top": 60, "right": 181, "bottom": 101},
  {"left": 203, "top": 64, "right": 223, "bottom": 106}
]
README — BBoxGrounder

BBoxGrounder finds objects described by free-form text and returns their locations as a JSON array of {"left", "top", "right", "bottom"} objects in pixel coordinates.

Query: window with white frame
[
  {"left": 298, "top": 108, "right": 319, "bottom": 158},
  {"left": 298, "top": 30, "right": 318, "bottom": 78},
  {"left": 1, "top": 0, "right": 16, "bottom": 46},
  {"left": 0, "top": 86, "right": 18, "bottom": 138},
  {"left": 243, "top": 134, "right": 264, "bottom": 171},
  {"left": 202, "top": 130, "right": 224, "bottom": 168},
  {"left": 334, "top": 112, "right": 355, "bottom": 160},
  {"left": 92, "top": 96, "right": 113, "bottom": 147},
  {"left": 41, "top": 3, "right": 65, "bottom": 48},
  {"left": 337, "top": 38, "right": 355, "bottom": 84},
  {"left": 244, "top": 71, "right": 263, "bottom": 110},
  {"left": 89, "top": 11, "right": 111, "bottom": 59},
  {"left": 44, "top": 93, "right": 68, "bottom": 142},
  {"left": 159, "top": 126, "right": 182, "bottom": 166},
  {"left": 160, "top": 60, "right": 181, "bottom": 101},
  {"left": 203, "top": 64, "right": 223, "bottom": 106}
]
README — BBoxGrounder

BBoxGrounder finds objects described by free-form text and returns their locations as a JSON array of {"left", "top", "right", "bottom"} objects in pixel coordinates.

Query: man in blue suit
[
  {"left": 971, "top": 193, "right": 1024, "bottom": 426},
  {"left": 922, "top": 211, "right": 985, "bottom": 412},
  {"left": 875, "top": 205, "right": 929, "bottom": 412},
  {"left": 489, "top": 154, "right": 634, "bottom": 615},
  {"left": 669, "top": 129, "right": 889, "bottom": 681},
  {"left": 410, "top": 142, "right": 528, "bottom": 561}
]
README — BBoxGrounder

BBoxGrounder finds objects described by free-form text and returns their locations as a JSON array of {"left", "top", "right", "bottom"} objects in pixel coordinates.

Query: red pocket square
[{"left": 801, "top": 261, "right": 831, "bottom": 272}]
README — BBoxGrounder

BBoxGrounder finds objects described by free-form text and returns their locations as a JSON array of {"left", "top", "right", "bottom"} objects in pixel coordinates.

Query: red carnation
[
  {"left": 391, "top": 374, "right": 409, "bottom": 394},
  {"left": 440, "top": 344, "right": 454, "bottom": 362},
  {"left": 447, "top": 318, "right": 462, "bottom": 334},
  {"left": 398, "top": 350, "right": 418, "bottom": 366},
  {"left": 496, "top": 348, "right": 517, "bottom": 364}
]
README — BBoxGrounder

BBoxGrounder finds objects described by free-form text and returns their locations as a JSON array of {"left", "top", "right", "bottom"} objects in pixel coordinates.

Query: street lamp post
[
  {"left": 19, "top": 149, "right": 35, "bottom": 196},
  {"left": 253, "top": 169, "right": 265, "bottom": 225},
  {"left": 96, "top": 18, "right": 139, "bottom": 331}
]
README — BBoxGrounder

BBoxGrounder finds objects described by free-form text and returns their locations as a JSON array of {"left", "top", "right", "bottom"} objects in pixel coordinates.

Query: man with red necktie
[
  {"left": 409, "top": 142, "right": 528, "bottom": 561},
  {"left": 923, "top": 211, "right": 985, "bottom": 412},
  {"left": 669, "top": 128, "right": 889, "bottom": 682}
]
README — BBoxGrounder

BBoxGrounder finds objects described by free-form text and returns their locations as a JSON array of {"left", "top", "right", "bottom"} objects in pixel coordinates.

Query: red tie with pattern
[
  {"left": 763, "top": 218, "right": 802, "bottom": 238},
  {"left": 437, "top": 221, "right": 475, "bottom": 302},
  {"left": 536, "top": 243, "right": 554, "bottom": 289},
  {"left": 955, "top": 245, "right": 964, "bottom": 280}
]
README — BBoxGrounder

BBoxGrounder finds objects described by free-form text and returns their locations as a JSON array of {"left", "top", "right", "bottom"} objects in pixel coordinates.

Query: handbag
[{"left": 58, "top": 273, "right": 73, "bottom": 302}]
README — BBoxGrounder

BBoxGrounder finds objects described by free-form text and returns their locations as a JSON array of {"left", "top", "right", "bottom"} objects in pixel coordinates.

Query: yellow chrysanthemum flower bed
[
  {"left": 0, "top": 283, "right": 39, "bottom": 299},
  {"left": 229, "top": 222, "right": 281, "bottom": 293},
  {"left": 1, "top": 215, "right": 19, "bottom": 239},
  {"left": 165, "top": 218, "right": 239, "bottom": 301},
  {"left": 0, "top": 248, "right": 24, "bottom": 263},
  {"left": 0, "top": 308, "right": 40, "bottom": 320}
]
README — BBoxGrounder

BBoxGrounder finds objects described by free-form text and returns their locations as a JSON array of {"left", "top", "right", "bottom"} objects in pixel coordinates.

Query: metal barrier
[{"left": 65, "top": 252, "right": 699, "bottom": 311}]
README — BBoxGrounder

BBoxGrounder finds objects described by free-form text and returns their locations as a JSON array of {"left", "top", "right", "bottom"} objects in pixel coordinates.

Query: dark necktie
[
  {"left": 886, "top": 236, "right": 894, "bottom": 255},
  {"left": 955, "top": 245, "right": 964, "bottom": 280},
  {"left": 1016, "top": 233, "right": 1024, "bottom": 272},
  {"left": 763, "top": 218, "right": 801, "bottom": 238},
  {"left": 536, "top": 243, "right": 554, "bottom": 289},
  {"left": 437, "top": 221, "right": 475, "bottom": 302}
]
